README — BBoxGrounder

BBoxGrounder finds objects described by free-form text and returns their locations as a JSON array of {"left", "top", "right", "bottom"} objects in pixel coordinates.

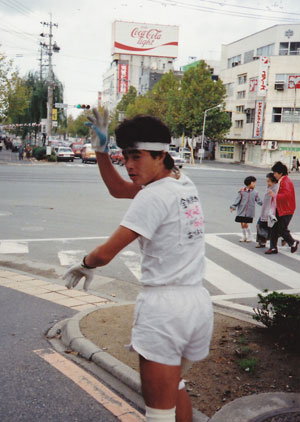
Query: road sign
[{"left": 55, "top": 103, "right": 68, "bottom": 108}]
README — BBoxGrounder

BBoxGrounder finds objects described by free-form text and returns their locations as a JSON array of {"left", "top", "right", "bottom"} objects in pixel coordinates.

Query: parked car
[
  {"left": 110, "top": 149, "right": 124, "bottom": 165},
  {"left": 70, "top": 143, "right": 83, "bottom": 158},
  {"left": 81, "top": 144, "right": 96, "bottom": 163},
  {"left": 54, "top": 146, "right": 74, "bottom": 162},
  {"left": 169, "top": 150, "right": 185, "bottom": 168}
]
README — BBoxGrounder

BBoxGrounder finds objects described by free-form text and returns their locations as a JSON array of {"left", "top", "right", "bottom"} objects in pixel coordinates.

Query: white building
[
  {"left": 102, "top": 21, "right": 179, "bottom": 112},
  {"left": 218, "top": 24, "right": 300, "bottom": 167}
]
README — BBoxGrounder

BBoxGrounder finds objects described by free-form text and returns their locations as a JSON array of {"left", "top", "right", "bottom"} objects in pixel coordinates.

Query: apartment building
[{"left": 218, "top": 24, "right": 300, "bottom": 167}]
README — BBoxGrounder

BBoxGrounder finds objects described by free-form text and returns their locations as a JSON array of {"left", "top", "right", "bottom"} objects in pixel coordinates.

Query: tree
[
  {"left": 5, "top": 72, "right": 30, "bottom": 123},
  {"left": 0, "top": 51, "right": 14, "bottom": 120},
  {"left": 179, "top": 61, "right": 231, "bottom": 138}
]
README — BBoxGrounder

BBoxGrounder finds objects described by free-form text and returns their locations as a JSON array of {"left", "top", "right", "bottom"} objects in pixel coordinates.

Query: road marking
[
  {"left": 205, "top": 258, "right": 260, "bottom": 295},
  {"left": 120, "top": 251, "right": 141, "bottom": 280},
  {"left": 0, "top": 240, "right": 29, "bottom": 254},
  {"left": 205, "top": 233, "right": 300, "bottom": 289},
  {"left": 34, "top": 348, "right": 145, "bottom": 421},
  {"left": 0, "top": 236, "right": 109, "bottom": 242},
  {"left": 58, "top": 250, "right": 86, "bottom": 266}
]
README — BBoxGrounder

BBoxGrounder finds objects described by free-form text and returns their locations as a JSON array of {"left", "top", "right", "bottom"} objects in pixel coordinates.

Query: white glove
[
  {"left": 85, "top": 108, "right": 109, "bottom": 153},
  {"left": 63, "top": 260, "right": 95, "bottom": 291}
]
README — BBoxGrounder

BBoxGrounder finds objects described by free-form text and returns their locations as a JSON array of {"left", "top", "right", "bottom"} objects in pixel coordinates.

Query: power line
[{"left": 148, "top": 0, "right": 300, "bottom": 22}]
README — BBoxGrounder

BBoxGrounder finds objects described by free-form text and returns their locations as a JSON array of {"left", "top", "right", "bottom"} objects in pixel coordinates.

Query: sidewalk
[{"left": 2, "top": 269, "right": 300, "bottom": 421}]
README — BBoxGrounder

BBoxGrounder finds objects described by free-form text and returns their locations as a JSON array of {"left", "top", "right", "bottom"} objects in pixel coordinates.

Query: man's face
[
  {"left": 273, "top": 171, "right": 282, "bottom": 181},
  {"left": 123, "top": 149, "right": 165, "bottom": 186}
]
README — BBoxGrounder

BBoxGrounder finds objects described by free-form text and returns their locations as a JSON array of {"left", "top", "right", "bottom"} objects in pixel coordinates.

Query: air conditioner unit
[
  {"left": 268, "top": 141, "right": 278, "bottom": 150},
  {"left": 274, "top": 80, "right": 285, "bottom": 90}
]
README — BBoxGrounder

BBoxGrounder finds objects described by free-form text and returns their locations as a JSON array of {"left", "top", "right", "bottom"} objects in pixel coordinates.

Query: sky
[{"left": 0, "top": 0, "right": 299, "bottom": 118}]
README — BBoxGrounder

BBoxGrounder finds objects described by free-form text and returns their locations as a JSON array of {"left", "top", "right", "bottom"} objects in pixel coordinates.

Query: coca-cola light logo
[{"left": 131, "top": 27, "right": 162, "bottom": 47}]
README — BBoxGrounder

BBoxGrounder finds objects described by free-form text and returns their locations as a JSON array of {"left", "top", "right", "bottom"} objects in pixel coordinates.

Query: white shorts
[{"left": 130, "top": 284, "right": 214, "bottom": 366}]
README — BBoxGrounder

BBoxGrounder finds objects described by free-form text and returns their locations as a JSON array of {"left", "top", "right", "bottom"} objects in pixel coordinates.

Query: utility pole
[{"left": 40, "top": 15, "right": 59, "bottom": 142}]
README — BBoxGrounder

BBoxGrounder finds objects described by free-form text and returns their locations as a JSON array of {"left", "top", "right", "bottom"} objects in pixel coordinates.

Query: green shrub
[
  {"left": 48, "top": 153, "right": 57, "bottom": 162},
  {"left": 253, "top": 291, "right": 300, "bottom": 350},
  {"left": 32, "top": 146, "right": 46, "bottom": 161}
]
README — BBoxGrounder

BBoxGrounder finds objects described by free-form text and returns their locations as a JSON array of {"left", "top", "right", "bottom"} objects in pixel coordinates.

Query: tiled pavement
[{"left": 0, "top": 269, "right": 111, "bottom": 311}]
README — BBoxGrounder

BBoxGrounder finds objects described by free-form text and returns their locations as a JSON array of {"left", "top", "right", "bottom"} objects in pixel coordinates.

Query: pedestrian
[
  {"left": 291, "top": 156, "right": 298, "bottom": 172},
  {"left": 255, "top": 172, "right": 278, "bottom": 248},
  {"left": 230, "top": 176, "right": 263, "bottom": 242},
  {"left": 265, "top": 161, "right": 299, "bottom": 254},
  {"left": 297, "top": 158, "right": 300, "bottom": 172},
  {"left": 63, "top": 110, "right": 214, "bottom": 422},
  {"left": 18, "top": 144, "right": 24, "bottom": 160},
  {"left": 25, "top": 144, "right": 31, "bottom": 159}
]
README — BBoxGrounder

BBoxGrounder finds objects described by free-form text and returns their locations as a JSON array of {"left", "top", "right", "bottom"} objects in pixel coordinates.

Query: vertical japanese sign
[
  {"left": 258, "top": 57, "right": 269, "bottom": 96},
  {"left": 118, "top": 64, "right": 129, "bottom": 94},
  {"left": 253, "top": 100, "right": 264, "bottom": 138},
  {"left": 249, "top": 77, "right": 258, "bottom": 92}
]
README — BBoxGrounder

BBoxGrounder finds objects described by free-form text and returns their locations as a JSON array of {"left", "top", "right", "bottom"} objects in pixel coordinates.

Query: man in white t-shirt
[{"left": 63, "top": 111, "right": 213, "bottom": 422}]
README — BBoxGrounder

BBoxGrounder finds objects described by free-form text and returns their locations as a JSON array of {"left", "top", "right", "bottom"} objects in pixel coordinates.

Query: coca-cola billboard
[{"left": 112, "top": 21, "right": 179, "bottom": 58}]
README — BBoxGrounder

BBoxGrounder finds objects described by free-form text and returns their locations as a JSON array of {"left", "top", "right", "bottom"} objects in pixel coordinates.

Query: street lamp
[{"left": 200, "top": 104, "right": 222, "bottom": 163}]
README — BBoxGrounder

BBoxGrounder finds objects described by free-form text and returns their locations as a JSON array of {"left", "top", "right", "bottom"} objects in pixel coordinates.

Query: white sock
[
  {"left": 246, "top": 228, "right": 252, "bottom": 240},
  {"left": 242, "top": 228, "right": 247, "bottom": 239},
  {"left": 145, "top": 406, "right": 176, "bottom": 422}
]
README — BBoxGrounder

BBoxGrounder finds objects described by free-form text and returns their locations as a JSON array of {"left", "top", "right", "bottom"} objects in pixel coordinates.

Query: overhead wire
[{"left": 148, "top": 0, "right": 300, "bottom": 22}]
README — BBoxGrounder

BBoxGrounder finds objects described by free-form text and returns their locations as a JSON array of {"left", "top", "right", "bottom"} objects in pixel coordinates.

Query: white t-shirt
[{"left": 120, "top": 173, "right": 205, "bottom": 287}]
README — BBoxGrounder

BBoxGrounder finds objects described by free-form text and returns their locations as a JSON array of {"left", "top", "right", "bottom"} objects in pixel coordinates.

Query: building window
[
  {"left": 235, "top": 120, "right": 244, "bottom": 128},
  {"left": 225, "top": 82, "right": 234, "bottom": 97},
  {"left": 238, "top": 74, "right": 247, "bottom": 84},
  {"left": 279, "top": 42, "right": 300, "bottom": 56},
  {"left": 220, "top": 145, "right": 234, "bottom": 159},
  {"left": 236, "top": 105, "right": 244, "bottom": 113},
  {"left": 237, "top": 90, "right": 246, "bottom": 99},
  {"left": 272, "top": 107, "right": 300, "bottom": 122},
  {"left": 227, "top": 55, "right": 242, "bottom": 68},
  {"left": 257, "top": 43, "right": 274, "bottom": 56},
  {"left": 246, "top": 108, "right": 255, "bottom": 123}
]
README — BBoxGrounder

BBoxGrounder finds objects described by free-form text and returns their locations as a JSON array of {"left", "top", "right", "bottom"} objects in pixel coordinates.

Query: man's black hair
[
  {"left": 115, "top": 115, "right": 171, "bottom": 149},
  {"left": 115, "top": 115, "right": 174, "bottom": 170},
  {"left": 271, "top": 161, "right": 288, "bottom": 175},
  {"left": 266, "top": 172, "right": 277, "bottom": 184},
  {"left": 244, "top": 176, "right": 256, "bottom": 186}
]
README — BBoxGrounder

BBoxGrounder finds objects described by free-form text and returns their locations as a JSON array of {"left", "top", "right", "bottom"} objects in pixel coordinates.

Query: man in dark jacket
[{"left": 265, "top": 161, "right": 299, "bottom": 254}]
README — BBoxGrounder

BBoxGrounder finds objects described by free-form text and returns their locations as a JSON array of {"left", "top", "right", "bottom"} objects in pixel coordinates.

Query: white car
[
  {"left": 169, "top": 150, "right": 185, "bottom": 168},
  {"left": 54, "top": 146, "right": 74, "bottom": 162}
]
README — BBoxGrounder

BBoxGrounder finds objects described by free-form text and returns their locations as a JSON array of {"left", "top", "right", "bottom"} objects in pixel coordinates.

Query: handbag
[{"left": 267, "top": 213, "right": 277, "bottom": 228}]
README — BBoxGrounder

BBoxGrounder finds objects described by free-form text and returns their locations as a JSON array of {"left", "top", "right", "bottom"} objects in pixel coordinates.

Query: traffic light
[{"left": 76, "top": 104, "right": 90, "bottom": 109}]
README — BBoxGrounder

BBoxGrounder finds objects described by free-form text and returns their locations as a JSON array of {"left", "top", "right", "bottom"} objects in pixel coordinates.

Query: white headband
[{"left": 126, "top": 142, "right": 170, "bottom": 152}]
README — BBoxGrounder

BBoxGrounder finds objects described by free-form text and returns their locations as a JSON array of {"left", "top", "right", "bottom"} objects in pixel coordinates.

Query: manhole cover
[{"left": 251, "top": 408, "right": 300, "bottom": 422}]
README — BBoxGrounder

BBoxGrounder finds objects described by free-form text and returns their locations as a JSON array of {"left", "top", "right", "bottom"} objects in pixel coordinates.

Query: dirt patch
[{"left": 80, "top": 305, "right": 300, "bottom": 418}]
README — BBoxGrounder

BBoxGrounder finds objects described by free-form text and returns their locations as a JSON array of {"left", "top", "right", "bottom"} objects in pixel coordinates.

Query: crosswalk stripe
[
  {"left": 58, "top": 250, "right": 86, "bottom": 266},
  {"left": 0, "top": 240, "right": 29, "bottom": 254},
  {"left": 205, "top": 258, "right": 260, "bottom": 295},
  {"left": 205, "top": 233, "right": 300, "bottom": 289}
]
